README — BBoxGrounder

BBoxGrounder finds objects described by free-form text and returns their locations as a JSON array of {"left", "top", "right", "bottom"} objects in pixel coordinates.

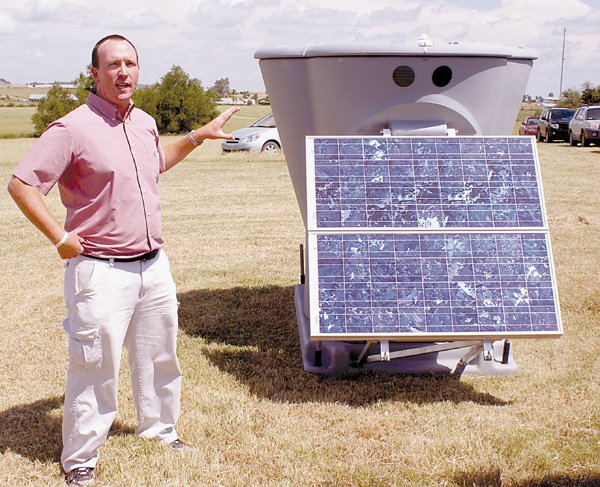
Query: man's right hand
[
  {"left": 7, "top": 176, "right": 85, "bottom": 260},
  {"left": 57, "top": 233, "right": 85, "bottom": 259}
]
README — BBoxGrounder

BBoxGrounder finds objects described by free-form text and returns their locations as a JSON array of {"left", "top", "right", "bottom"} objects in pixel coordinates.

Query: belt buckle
[{"left": 142, "top": 249, "right": 158, "bottom": 262}]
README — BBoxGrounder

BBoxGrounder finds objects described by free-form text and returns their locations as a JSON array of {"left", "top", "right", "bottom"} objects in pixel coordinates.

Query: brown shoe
[
  {"left": 65, "top": 467, "right": 95, "bottom": 485},
  {"left": 169, "top": 438, "right": 193, "bottom": 451}
]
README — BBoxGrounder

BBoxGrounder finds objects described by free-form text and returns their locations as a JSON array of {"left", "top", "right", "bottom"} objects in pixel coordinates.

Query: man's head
[{"left": 91, "top": 35, "right": 139, "bottom": 115}]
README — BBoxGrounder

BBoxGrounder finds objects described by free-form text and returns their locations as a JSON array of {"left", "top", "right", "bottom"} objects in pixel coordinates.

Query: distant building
[
  {"left": 26, "top": 82, "right": 76, "bottom": 89},
  {"left": 219, "top": 97, "right": 256, "bottom": 105},
  {"left": 536, "top": 96, "right": 559, "bottom": 108},
  {"left": 28, "top": 93, "right": 78, "bottom": 102}
]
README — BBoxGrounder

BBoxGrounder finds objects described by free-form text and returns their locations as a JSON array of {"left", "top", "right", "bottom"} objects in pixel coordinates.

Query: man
[{"left": 7, "top": 34, "right": 239, "bottom": 486}]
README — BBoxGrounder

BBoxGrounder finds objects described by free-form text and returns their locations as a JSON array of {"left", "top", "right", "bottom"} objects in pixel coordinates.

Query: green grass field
[
  {"left": 0, "top": 104, "right": 269, "bottom": 138},
  {"left": 0, "top": 108, "right": 598, "bottom": 486},
  {"left": 0, "top": 103, "right": 538, "bottom": 139},
  {"left": 0, "top": 107, "right": 37, "bottom": 137}
]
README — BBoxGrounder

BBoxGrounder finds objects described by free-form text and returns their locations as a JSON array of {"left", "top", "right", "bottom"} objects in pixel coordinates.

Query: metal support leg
[
  {"left": 355, "top": 341, "right": 376, "bottom": 366},
  {"left": 502, "top": 339, "right": 511, "bottom": 364},
  {"left": 314, "top": 341, "right": 322, "bottom": 366},
  {"left": 452, "top": 343, "right": 484, "bottom": 375},
  {"left": 366, "top": 340, "right": 483, "bottom": 363},
  {"left": 380, "top": 341, "right": 390, "bottom": 361},
  {"left": 482, "top": 340, "right": 494, "bottom": 361}
]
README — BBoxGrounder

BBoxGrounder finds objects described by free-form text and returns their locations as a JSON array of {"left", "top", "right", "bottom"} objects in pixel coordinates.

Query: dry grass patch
[
  {"left": 0, "top": 103, "right": 269, "bottom": 138},
  {"left": 0, "top": 107, "right": 36, "bottom": 137},
  {"left": 0, "top": 137, "right": 599, "bottom": 486}
]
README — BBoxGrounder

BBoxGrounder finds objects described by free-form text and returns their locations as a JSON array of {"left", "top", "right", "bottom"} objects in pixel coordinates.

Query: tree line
[
  {"left": 32, "top": 66, "right": 230, "bottom": 137},
  {"left": 33, "top": 67, "right": 600, "bottom": 137},
  {"left": 559, "top": 82, "right": 600, "bottom": 108}
]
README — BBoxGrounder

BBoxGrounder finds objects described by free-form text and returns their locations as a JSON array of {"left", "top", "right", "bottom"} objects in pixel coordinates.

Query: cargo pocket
[{"left": 65, "top": 319, "right": 103, "bottom": 369}]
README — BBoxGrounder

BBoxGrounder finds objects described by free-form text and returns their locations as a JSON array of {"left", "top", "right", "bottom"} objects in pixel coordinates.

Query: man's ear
[{"left": 91, "top": 66, "right": 99, "bottom": 84}]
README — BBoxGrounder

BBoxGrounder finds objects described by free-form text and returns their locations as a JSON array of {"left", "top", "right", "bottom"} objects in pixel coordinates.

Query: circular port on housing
[
  {"left": 432, "top": 65, "right": 452, "bottom": 87},
  {"left": 392, "top": 65, "right": 415, "bottom": 87}
]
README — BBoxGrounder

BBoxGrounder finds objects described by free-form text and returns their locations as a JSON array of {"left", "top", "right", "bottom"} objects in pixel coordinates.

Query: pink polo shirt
[{"left": 13, "top": 92, "right": 167, "bottom": 258}]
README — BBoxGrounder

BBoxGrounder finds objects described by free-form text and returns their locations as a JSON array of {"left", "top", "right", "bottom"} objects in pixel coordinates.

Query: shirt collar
[{"left": 87, "top": 92, "right": 134, "bottom": 121}]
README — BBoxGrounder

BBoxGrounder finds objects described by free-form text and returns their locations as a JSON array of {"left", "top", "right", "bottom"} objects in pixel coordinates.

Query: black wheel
[
  {"left": 261, "top": 141, "right": 280, "bottom": 154},
  {"left": 537, "top": 130, "right": 543, "bottom": 143},
  {"left": 569, "top": 131, "right": 578, "bottom": 146},
  {"left": 545, "top": 131, "right": 553, "bottom": 143},
  {"left": 581, "top": 131, "right": 590, "bottom": 147}
]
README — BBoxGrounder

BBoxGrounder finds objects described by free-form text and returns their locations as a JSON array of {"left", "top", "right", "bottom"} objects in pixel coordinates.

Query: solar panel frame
[{"left": 305, "top": 135, "right": 562, "bottom": 341}]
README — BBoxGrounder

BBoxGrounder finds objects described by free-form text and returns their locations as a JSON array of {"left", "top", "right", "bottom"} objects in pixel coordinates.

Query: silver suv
[{"left": 568, "top": 105, "right": 600, "bottom": 147}]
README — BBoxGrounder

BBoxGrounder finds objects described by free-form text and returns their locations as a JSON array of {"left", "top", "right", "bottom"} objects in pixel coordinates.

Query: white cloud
[
  {"left": 0, "top": 0, "right": 598, "bottom": 95},
  {"left": 80, "top": 7, "right": 166, "bottom": 29},
  {"left": 0, "top": 11, "right": 18, "bottom": 33},
  {"left": 26, "top": 48, "right": 46, "bottom": 58},
  {"left": 14, "top": 0, "right": 82, "bottom": 23}
]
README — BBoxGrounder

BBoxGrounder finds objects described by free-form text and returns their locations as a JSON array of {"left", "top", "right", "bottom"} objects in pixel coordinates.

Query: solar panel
[
  {"left": 307, "top": 136, "right": 545, "bottom": 230},
  {"left": 309, "top": 231, "right": 561, "bottom": 339},
  {"left": 305, "top": 136, "right": 562, "bottom": 340}
]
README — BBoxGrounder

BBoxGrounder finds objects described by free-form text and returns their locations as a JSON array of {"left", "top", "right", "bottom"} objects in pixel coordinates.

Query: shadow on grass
[
  {"left": 0, "top": 395, "right": 135, "bottom": 464},
  {"left": 179, "top": 285, "right": 509, "bottom": 407},
  {"left": 452, "top": 466, "right": 600, "bottom": 487}
]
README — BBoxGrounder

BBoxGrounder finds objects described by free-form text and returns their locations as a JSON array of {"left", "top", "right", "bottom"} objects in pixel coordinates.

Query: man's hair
[{"left": 91, "top": 34, "right": 139, "bottom": 68}]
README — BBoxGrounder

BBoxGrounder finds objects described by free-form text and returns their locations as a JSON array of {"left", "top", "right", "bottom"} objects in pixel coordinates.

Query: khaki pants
[{"left": 61, "top": 250, "right": 181, "bottom": 472}]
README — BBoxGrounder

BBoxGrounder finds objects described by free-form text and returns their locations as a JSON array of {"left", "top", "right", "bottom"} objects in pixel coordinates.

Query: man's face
[{"left": 92, "top": 39, "right": 139, "bottom": 113}]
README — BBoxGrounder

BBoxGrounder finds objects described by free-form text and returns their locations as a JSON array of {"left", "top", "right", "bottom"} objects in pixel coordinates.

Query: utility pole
[{"left": 559, "top": 28, "right": 566, "bottom": 98}]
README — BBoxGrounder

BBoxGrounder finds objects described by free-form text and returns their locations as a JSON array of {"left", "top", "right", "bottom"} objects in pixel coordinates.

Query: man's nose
[{"left": 117, "top": 61, "right": 129, "bottom": 76}]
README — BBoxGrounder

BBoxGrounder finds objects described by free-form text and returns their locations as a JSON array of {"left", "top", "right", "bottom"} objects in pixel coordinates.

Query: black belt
[{"left": 82, "top": 249, "right": 159, "bottom": 263}]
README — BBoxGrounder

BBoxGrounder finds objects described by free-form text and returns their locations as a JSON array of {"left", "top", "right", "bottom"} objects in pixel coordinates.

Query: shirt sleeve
[
  {"left": 12, "top": 122, "right": 74, "bottom": 196},
  {"left": 153, "top": 123, "right": 166, "bottom": 174},
  {"left": 157, "top": 139, "right": 167, "bottom": 174}
]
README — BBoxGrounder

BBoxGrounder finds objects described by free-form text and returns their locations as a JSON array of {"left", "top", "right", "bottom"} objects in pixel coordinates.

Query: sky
[{"left": 1, "top": 0, "right": 599, "bottom": 97}]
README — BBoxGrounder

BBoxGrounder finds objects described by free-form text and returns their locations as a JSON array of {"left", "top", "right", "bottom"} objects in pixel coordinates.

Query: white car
[{"left": 221, "top": 113, "right": 281, "bottom": 153}]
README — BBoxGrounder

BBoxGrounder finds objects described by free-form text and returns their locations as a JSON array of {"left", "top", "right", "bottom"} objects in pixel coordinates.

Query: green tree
[
  {"left": 558, "top": 82, "right": 600, "bottom": 108},
  {"left": 135, "top": 65, "right": 218, "bottom": 134},
  {"left": 133, "top": 86, "right": 160, "bottom": 121},
  {"left": 74, "top": 65, "right": 95, "bottom": 104},
  {"left": 31, "top": 84, "right": 79, "bottom": 136},
  {"left": 581, "top": 82, "right": 600, "bottom": 105},
  {"left": 559, "top": 88, "right": 581, "bottom": 108},
  {"left": 212, "top": 77, "right": 230, "bottom": 97}
]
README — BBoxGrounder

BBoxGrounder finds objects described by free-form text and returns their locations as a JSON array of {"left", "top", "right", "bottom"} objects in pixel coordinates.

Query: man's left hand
[{"left": 193, "top": 106, "right": 240, "bottom": 141}]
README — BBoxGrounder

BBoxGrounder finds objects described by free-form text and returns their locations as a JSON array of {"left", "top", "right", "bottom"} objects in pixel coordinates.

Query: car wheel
[
  {"left": 545, "top": 131, "right": 553, "bottom": 143},
  {"left": 581, "top": 131, "right": 590, "bottom": 147},
  {"left": 537, "top": 131, "right": 543, "bottom": 143},
  {"left": 261, "top": 141, "right": 280, "bottom": 154},
  {"left": 569, "top": 131, "right": 578, "bottom": 146}
]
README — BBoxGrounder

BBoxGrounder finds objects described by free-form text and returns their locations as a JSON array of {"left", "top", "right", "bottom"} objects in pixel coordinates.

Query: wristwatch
[{"left": 186, "top": 131, "right": 203, "bottom": 146}]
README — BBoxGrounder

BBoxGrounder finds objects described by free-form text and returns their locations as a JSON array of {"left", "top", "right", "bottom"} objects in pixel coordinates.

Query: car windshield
[
  {"left": 528, "top": 118, "right": 539, "bottom": 125},
  {"left": 252, "top": 113, "right": 276, "bottom": 128},
  {"left": 550, "top": 109, "right": 575, "bottom": 119},
  {"left": 586, "top": 108, "right": 600, "bottom": 120}
]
